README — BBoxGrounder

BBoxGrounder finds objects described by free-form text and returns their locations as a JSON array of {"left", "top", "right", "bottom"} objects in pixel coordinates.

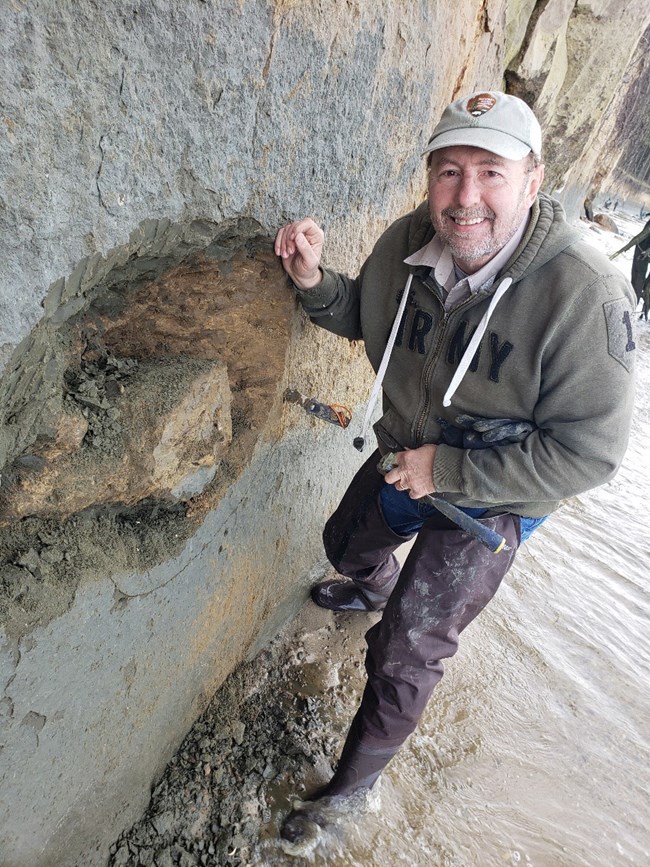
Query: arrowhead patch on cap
[{"left": 466, "top": 93, "right": 497, "bottom": 117}]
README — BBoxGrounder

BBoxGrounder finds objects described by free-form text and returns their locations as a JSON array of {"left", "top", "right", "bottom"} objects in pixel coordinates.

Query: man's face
[{"left": 428, "top": 145, "right": 544, "bottom": 273}]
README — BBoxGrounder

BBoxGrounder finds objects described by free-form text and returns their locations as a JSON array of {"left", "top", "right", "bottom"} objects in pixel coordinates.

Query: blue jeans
[{"left": 379, "top": 483, "right": 547, "bottom": 543}]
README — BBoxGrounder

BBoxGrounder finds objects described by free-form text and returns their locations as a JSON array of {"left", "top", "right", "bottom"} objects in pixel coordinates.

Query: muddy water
[{"left": 254, "top": 221, "right": 650, "bottom": 867}]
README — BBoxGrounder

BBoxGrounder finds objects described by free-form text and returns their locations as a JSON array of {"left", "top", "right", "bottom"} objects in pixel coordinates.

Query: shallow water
[{"left": 255, "top": 216, "right": 650, "bottom": 866}]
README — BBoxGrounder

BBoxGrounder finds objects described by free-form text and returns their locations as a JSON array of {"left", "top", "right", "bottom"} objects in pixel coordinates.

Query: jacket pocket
[{"left": 373, "top": 408, "right": 409, "bottom": 454}]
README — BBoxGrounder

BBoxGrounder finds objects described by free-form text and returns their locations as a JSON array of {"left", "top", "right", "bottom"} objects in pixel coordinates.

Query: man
[
  {"left": 631, "top": 217, "right": 650, "bottom": 320},
  {"left": 274, "top": 91, "right": 636, "bottom": 840}
]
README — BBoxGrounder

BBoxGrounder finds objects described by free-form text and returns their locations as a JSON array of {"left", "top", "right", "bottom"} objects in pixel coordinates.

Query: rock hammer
[{"left": 377, "top": 452, "right": 509, "bottom": 554}]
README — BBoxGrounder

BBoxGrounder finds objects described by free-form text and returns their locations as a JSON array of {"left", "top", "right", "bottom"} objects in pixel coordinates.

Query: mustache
[{"left": 442, "top": 207, "right": 495, "bottom": 220}]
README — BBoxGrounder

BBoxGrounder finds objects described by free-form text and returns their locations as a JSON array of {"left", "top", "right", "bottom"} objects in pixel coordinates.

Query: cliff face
[
  {"left": 598, "top": 21, "right": 650, "bottom": 207},
  {"left": 504, "top": 0, "right": 650, "bottom": 212},
  {"left": 1, "top": 2, "right": 648, "bottom": 865}
]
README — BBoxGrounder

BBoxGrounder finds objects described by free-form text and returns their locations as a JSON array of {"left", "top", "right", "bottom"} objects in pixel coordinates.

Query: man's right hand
[{"left": 274, "top": 218, "right": 324, "bottom": 290}]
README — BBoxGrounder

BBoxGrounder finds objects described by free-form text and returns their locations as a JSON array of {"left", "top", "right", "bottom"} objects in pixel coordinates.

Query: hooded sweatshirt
[{"left": 295, "top": 193, "right": 637, "bottom": 517}]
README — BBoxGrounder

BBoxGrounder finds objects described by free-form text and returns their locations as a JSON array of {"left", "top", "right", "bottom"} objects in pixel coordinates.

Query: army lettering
[
  {"left": 448, "top": 323, "right": 513, "bottom": 381},
  {"left": 447, "top": 320, "right": 481, "bottom": 372},
  {"left": 409, "top": 310, "right": 434, "bottom": 353},
  {"left": 392, "top": 278, "right": 515, "bottom": 381},
  {"left": 488, "top": 332, "right": 514, "bottom": 382},
  {"left": 398, "top": 306, "right": 515, "bottom": 383}
]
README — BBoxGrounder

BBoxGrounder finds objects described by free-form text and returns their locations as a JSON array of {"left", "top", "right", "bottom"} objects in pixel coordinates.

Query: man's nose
[{"left": 456, "top": 174, "right": 481, "bottom": 208}]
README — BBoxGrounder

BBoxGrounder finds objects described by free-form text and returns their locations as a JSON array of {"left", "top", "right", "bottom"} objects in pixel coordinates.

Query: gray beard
[
  {"left": 434, "top": 184, "right": 531, "bottom": 263},
  {"left": 446, "top": 231, "right": 510, "bottom": 262},
  {"left": 438, "top": 207, "right": 526, "bottom": 264}
]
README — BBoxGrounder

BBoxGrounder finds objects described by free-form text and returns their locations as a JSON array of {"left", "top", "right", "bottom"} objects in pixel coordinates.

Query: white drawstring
[
  {"left": 442, "top": 276, "right": 513, "bottom": 407},
  {"left": 354, "top": 272, "right": 514, "bottom": 449},
  {"left": 354, "top": 274, "right": 413, "bottom": 451}
]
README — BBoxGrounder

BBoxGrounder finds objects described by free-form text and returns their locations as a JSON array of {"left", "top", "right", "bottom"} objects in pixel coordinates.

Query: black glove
[{"left": 438, "top": 414, "right": 535, "bottom": 449}]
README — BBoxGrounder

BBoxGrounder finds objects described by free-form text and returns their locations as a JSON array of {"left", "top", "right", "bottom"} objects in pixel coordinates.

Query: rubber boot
[
  {"left": 313, "top": 450, "right": 413, "bottom": 612},
  {"left": 310, "top": 579, "right": 390, "bottom": 612},
  {"left": 358, "top": 512, "right": 521, "bottom": 750},
  {"left": 279, "top": 712, "right": 397, "bottom": 842},
  {"left": 315, "top": 712, "right": 398, "bottom": 797}
]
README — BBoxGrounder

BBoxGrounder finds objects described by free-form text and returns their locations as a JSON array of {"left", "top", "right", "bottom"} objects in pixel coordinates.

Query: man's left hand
[{"left": 383, "top": 445, "right": 437, "bottom": 499}]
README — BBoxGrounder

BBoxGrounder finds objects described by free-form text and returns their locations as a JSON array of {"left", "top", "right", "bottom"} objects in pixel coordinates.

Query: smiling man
[
  {"left": 428, "top": 147, "right": 541, "bottom": 266},
  {"left": 274, "top": 91, "right": 636, "bottom": 840}
]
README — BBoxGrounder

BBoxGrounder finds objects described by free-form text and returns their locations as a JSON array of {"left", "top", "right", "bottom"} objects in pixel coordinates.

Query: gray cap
[{"left": 424, "top": 91, "right": 542, "bottom": 161}]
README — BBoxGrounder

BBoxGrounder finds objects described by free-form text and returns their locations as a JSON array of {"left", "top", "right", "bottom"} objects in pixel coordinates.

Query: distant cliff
[{"left": 1, "top": 2, "right": 649, "bottom": 866}]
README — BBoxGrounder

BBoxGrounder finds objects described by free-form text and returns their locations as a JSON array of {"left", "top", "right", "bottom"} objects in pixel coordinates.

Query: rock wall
[
  {"left": 592, "top": 20, "right": 650, "bottom": 212},
  {"left": 0, "top": 2, "right": 648, "bottom": 865},
  {"left": 505, "top": 0, "right": 650, "bottom": 214}
]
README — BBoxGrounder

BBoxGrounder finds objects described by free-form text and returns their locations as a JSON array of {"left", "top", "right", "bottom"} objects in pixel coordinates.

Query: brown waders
[
  {"left": 318, "top": 450, "right": 520, "bottom": 794},
  {"left": 280, "top": 451, "right": 520, "bottom": 840}
]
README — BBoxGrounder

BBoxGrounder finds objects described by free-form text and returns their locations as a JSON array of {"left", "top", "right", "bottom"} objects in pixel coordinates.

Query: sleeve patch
[{"left": 603, "top": 299, "right": 636, "bottom": 372}]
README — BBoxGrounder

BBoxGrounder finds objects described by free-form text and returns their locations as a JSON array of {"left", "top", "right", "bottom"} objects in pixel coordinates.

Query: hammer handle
[
  {"left": 378, "top": 451, "right": 508, "bottom": 553},
  {"left": 421, "top": 494, "right": 507, "bottom": 553}
]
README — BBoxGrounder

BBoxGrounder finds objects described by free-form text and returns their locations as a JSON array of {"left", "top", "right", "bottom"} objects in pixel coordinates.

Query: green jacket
[{"left": 296, "top": 193, "right": 637, "bottom": 517}]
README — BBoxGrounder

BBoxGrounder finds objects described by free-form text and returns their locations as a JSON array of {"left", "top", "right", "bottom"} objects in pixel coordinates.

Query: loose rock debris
[
  {"left": 64, "top": 345, "right": 138, "bottom": 456},
  {"left": 0, "top": 502, "right": 191, "bottom": 639},
  {"left": 108, "top": 609, "right": 374, "bottom": 867}
]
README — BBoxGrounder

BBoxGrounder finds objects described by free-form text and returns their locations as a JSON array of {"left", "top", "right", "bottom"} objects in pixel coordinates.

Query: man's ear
[{"left": 526, "top": 164, "right": 545, "bottom": 205}]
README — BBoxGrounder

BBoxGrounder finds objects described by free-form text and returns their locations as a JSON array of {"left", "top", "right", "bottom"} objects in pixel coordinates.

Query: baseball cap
[{"left": 423, "top": 91, "right": 542, "bottom": 161}]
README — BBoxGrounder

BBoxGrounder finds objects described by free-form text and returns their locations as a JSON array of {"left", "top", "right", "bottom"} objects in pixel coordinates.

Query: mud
[{"left": 108, "top": 601, "right": 376, "bottom": 867}]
